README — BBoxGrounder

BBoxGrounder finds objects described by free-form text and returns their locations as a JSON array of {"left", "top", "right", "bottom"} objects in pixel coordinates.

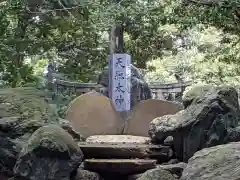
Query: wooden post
[
  {"left": 110, "top": 25, "right": 124, "bottom": 53},
  {"left": 109, "top": 0, "right": 124, "bottom": 53}
]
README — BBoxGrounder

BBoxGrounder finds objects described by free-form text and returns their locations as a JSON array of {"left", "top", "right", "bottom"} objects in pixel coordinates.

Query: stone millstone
[
  {"left": 86, "top": 135, "right": 151, "bottom": 144},
  {"left": 65, "top": 92, "right": 122, "bottom": 138},
  {"left": 84, "top": 159, "right": 157, "bottom": 175},
  {"left": 124, "top": 99, "right": 182, "bottom": 137},
  {"left": 78, "top": 142, "right": 172, "bottom": 161}
]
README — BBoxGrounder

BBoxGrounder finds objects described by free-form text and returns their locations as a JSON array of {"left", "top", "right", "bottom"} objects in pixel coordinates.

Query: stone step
[
  {"left": 86, "top": 135, "right": 151, "bottom": 144},
  {"left": 78, "top": 142, "right": 172, "bottom": 161},
  {"left": 83, "top": 159, "right": 157, "bottom": 175}
]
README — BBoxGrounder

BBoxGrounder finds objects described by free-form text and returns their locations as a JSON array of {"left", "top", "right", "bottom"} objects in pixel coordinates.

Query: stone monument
[{"left": 97, "top": 64, "right": 152, "bottom": 109}]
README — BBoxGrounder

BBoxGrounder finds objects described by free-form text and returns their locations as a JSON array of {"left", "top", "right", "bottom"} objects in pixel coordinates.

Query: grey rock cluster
[
  {"left": 1, "top": 85, "right": 240, "bottom": 180},
  {"left": 148, "top": 85, "right": 240, "bottom": 180},
  {"left": 149, "top": 85, "right": 240, "bottom": 161}
]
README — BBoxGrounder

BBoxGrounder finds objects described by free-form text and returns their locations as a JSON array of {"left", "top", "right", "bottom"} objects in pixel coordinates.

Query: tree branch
[{"left": 183, "top": 0, "right": 240, "bottom": 8}]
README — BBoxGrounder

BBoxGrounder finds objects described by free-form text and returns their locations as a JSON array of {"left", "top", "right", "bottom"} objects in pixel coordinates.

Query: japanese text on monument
[{"left": 111, "top": 54, "right": 131, "bottom": 112}]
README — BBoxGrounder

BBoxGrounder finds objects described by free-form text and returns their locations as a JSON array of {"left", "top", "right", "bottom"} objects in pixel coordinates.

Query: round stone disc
[
  {"left": 124, "top": 99, "right": 182, "bottom": 137},
  {"left": 65, "top": 91, "right": 123, "bottom": 138}
]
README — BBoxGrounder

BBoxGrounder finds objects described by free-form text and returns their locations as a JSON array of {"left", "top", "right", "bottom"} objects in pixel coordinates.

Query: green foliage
[
  {"left": 1, "top": 0, "right": 240, "bottom": 88},
  {"left": 55, "top": 90, "right": 76, "bottom": 118},
  {"left": 32, "top": 58, "right": 48, "bottom": 76},
  {"left": 146, "top": 23, "right": 240, "bottom": 86}
]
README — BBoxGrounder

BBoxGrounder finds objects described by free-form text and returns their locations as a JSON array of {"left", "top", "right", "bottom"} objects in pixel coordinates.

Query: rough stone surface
[
  {"left": 65, "top": 92, "right": 122, "bottom": 138},
  {"left": 59, "top": 118, "right": 86, "bottom": 142},
  {"left": 136, "top": 168, "right": 175, "bottom": 180},
  {"left": 180, "top": 142, "right": 240, "bottom": 180},
  {"left": 13, "top": 125, "right": 84, "bottom": 180},
  {"left": 84, "top": 159, "right": 156, "bottom": 175},
  {"left": 0, "top": 88, "right": 58, "bottom": 137},
  {"left": 97, "top": 64, "right": 152, "bottom": 108},
  {"left": 86, "top": 135, "right": 151, "bottom": 144},
  {"left": 163, "top": 136, "right": 174, "bottom": 146},
  {"left": 0, "top": 88, "right": 59, "bottom": 176},
  {"left": 78, "top": 142, "right": 172, "bottom": 160},
  {"left": 158, "top": 162, "right": 187, "bottom": 177},
  {"left": 124, "top": 99, "right": 182, "bottom": 137},
  {"left": 227, "top": 125, "right": 240, "bottom": 142},
  {"left": 182, "top": 85, "right": 239, "bottom": 109},
  {"left": 149, "top": 111, "right": 184, "bottom": 142},
  {"left": 149, "top": 85, "right": 240, "bottom": 161},
  {"left": 73, "top": 169, "right": 102, "bottom": 180}
]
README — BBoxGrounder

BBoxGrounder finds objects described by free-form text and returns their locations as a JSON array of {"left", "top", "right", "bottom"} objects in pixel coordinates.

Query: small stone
[
  {"left": 158, "top": 162, "right": 187, "bottom": 177},
  {"left": 73, "top": 169, "right": 102, "bottom": 180},
  {"left": 163, "top": 136, "right": 173, "bottom": 146}
]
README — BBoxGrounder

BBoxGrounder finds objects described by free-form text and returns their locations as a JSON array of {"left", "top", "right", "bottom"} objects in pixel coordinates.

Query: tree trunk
[{"left": 11, "top": 14, "right": 29, "bottom": 87}]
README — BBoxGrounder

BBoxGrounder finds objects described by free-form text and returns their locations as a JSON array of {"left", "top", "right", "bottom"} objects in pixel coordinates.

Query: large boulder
[
  {"left": 182, "top": 85, "right": 239, "bottom": 109},
  {"left": 0, "top": 87, "right": 82, "bottom": 177},
  {"left": 0, "top": 88, "right": 59, "bottom": 176},
  {"left": 97, "top": 64, "right": 152, "bottom": 108},
  {"left": 149, "top": 85, "right": 240, "bottom": 161},
  {"left": 13, "top": 125, "right": 84, "bottom": 180},
  {"left": 180, "top": 142, "right": 240, "bottom": 180}
]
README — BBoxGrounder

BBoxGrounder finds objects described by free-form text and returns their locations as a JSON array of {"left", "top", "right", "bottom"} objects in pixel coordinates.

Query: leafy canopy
[{"left": 1, "top": 0, "right": 240, "bottom": 87}]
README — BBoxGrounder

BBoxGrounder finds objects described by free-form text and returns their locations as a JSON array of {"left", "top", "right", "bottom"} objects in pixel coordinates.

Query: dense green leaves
[{"left": 1, "top": 0, "right": 240, "bottom": 87}]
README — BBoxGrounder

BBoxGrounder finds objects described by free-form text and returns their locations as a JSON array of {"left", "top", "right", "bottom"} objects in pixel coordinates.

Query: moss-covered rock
[
  {"left": 13, "top": 125, "right": 84, "bottom": 180},
  {"left": 182, "top": 85, "right": 239, "bottom": 110},
  {"left": 0, "top": 87, "right": 85, "bottom": 177},
  {"left": 0, "top": 87, "right": 60, "bottom": 176},
  {"left": 0, "top": 87, "right": 58, "bottom": 137}
]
